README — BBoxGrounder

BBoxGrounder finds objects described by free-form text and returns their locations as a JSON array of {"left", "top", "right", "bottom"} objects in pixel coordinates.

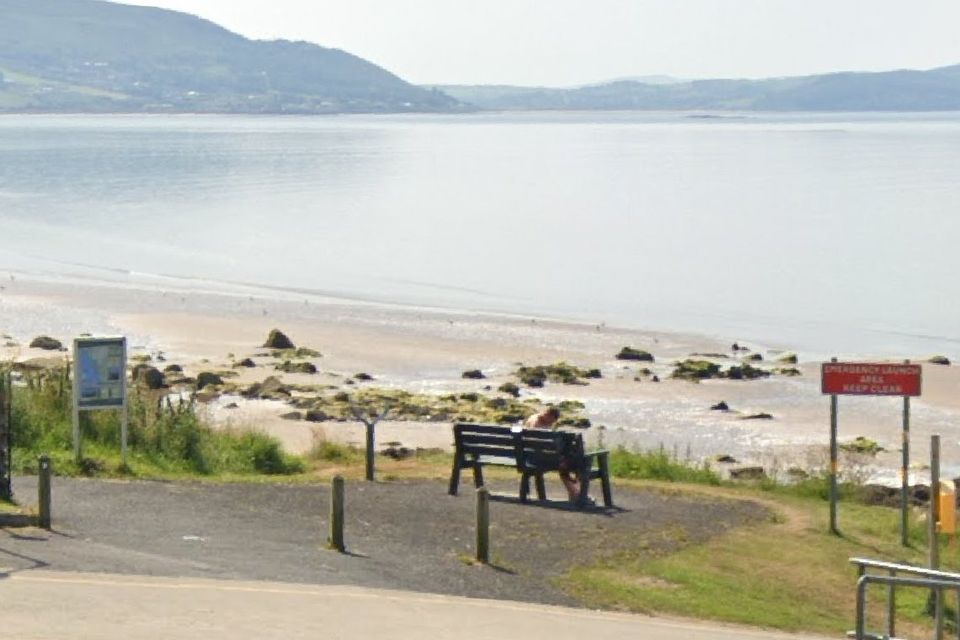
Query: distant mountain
[
  {"left": 433, "top": 66, "right": 960, "bottom": 112},
  {"left": 0, "top": 0, "right": 459, "bottom": 114}
]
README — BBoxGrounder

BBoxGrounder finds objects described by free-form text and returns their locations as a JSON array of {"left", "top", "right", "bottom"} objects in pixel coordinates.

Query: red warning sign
[{"left": 821, "top": 362, "right": 922, "bottom": 397}]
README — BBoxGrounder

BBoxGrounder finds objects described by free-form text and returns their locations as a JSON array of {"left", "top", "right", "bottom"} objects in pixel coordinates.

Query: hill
[
  {"left": 433, "top": 65, "right": 960, "bottom": 112},
  {"left": 0, "top": 0, "right": 458, "bottom": 114}
]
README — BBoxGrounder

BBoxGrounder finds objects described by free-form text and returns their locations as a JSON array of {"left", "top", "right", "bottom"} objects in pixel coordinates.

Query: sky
[{"left": 117, "top": 0, "right": 960, "bottom": 87}]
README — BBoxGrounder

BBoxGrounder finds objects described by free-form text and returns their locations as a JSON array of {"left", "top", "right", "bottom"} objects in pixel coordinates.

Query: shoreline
[{"left": 2, "top": 270, "right": 960, "bottom": 483}]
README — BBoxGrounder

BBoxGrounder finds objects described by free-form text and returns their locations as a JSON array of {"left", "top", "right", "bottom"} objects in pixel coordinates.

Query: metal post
[
  {"left": 72, "top": 360, "right": 81, "bottom": 464},
  {"left": 365, "top": 423, "right": 375, "bottom": 482},
  {"left": 829, "top": 358, "right": 839, "bottom": 535},
  {"left": 329, "top": 475, "right": 345, "bottom": 552},
  {"left": 476, "top": 487, "right": 490, "bottom": 564},
  {"left": 902, "top": 362, "right": 911, "bottom": 547},
  {"left": 887, "top": 568, "right": 896, "bottom": 639},
  {"left": 38, "top": 455, "right": 51, "bottom": 530},
  {"left": 120, "top": 401, "right": 129, "bottom": 469},
  {"left": 931, "top": 434, "right": 941, "bottom": 569}
]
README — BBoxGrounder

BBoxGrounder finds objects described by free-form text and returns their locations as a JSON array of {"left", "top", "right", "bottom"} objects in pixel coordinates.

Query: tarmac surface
[{"left": 0, "top": 475, "right": 829, "bottom": 638}]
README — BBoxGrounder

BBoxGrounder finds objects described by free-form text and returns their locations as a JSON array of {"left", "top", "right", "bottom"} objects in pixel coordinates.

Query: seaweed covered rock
[
  {"left": 773, "top": 367, "right": 802, "bottom": 377},
  {"left": 726, "top": 364, "right": 771, "bottom": 380},
  {"left": 196, "top": 372, "right": 224, "bottom": 390},
  {"left": 163, "top": 364, "right": 183, "bottom": 373},
  {"left": 462, "top": 369, "right": 485, "bottom": 380},
  {"left": 840, "top": 436, "right": 884, "bottom": 455},
  {"left": 497, "top": 382, "right": 521, "bottom": 397},
  {"left": 263, "top": 329, "right": 294, "bottom": 350},
  {"left": 29, "top": 335, "right": 63, "bottom": 351},
  {"left": 929, "top": 355, "right": 951, "bottom": 366},
  {"left": 514, "top": 362, "right": 592, "bottom": 387},
  {"left": 670, "top": 359, "right": 722, "bottom": 381},
  {"left": 243, "top": 376, "right": 290, "bottom": 399},
  {"left": 616, "top": 347, "right": 654, "bottom": 362},
  {"left": 776, "top": 353, "right": 799, "bottom": 364},
  {"left": 354, "top": 372, "right": 374, "bottom": 381},
  {"left": 234, "top": 358, "right": 256, "bottom": 368},
  {"left": 742, "top": 353, "right": 763, "bottom": 362},
  {"left": 275, "top": 361, "right": 317, "bottom": 374}
]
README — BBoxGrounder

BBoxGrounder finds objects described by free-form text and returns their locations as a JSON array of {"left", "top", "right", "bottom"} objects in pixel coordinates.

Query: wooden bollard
[
  {"left": 329, "top": 475, "right": 345, "bottom": 552},
  {"left": 38, "top": 455, "right": 51, "bottom": 530},
  {"left": 476, "top": 487, "right": 490, "bottom": 564}
]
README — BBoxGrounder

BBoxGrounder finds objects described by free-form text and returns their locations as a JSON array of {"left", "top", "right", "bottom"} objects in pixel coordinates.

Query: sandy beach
[{"left": 2, "top": 270, "right": 960, "bottom": 482}]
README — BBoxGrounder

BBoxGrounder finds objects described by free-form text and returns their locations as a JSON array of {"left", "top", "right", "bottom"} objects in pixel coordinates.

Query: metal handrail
[{"left": 852, "top": 558, "right": 960, "bottom": 640}]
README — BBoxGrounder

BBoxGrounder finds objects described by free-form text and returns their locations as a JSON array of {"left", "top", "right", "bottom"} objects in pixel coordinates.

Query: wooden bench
[{"left": 448, "top": 422, "right": 613, "bottom": 508}]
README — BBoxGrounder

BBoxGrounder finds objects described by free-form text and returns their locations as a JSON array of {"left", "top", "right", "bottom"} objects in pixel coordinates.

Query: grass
[{"left": 562, "top": 483, "right": 951, "bottom": 636}]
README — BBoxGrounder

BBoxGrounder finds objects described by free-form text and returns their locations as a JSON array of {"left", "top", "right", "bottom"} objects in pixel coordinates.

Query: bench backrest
[{"left": 453, "top": 422, "right": 586, "bottom": 470}]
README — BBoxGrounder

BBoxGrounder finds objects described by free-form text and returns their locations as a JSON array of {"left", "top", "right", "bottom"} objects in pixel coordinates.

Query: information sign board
[
  {"left": 821, "top": 362, "right": 922, "bottom": 397},
  {"left": 74, "top": 337, "right": 127, "bottom": 409}
]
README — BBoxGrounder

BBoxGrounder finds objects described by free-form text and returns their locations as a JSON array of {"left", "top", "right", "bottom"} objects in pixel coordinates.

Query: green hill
[
  {"left": 433, "top": 65, "right": 960, "bottom": 112},
  {"left": 0, "top": 0, "right": 458, "bottom": 113}
]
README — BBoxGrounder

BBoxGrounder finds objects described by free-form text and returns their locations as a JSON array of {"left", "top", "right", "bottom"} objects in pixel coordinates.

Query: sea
[{"left": 1, "top": 110, "right": 959, "bottom": 359}]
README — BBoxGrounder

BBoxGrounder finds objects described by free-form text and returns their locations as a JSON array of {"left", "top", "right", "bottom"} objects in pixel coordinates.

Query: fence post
[
  {"left": 329, "top": 475, "right": 345, "bottom": 552},
  {"left": 38, "top": 455, "right": 51, "bottom": 530},
  {"left": 476, "top": 487, "right": 489, "bottom": 564},
  {"left": 0, "top": 371, "right": 11, "bottom": 501}
]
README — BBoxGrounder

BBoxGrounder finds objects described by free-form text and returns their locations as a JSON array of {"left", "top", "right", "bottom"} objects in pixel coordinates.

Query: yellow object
[{"left": 938, "top": 484, "right": 956, "bottom": 534}]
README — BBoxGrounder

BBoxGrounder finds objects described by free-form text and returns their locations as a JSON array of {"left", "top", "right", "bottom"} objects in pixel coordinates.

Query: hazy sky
[{"left": 119, "top": 0, "right": 960, "bottom": 86}]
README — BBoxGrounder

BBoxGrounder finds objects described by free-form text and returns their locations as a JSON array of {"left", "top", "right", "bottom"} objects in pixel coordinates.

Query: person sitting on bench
[{"left": 525, "top": 407, "right": 581, "bottom": 503}]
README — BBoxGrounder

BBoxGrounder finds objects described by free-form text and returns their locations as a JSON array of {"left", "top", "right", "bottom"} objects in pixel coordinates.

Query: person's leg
[{"left": 559, "top": 469, "right": 580, "bottom": 501}]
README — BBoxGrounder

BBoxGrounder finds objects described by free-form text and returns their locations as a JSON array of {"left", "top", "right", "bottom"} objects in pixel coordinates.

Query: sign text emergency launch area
[{"left": 821, "top": 362, "right": 922, "bottom": 397}]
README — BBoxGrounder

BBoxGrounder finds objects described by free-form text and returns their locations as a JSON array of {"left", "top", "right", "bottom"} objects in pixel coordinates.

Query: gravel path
[{"left": 3, "top": 476, "right": 768, "bottom": 607}]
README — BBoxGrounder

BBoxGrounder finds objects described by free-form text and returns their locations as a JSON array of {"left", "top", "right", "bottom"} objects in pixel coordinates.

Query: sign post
[
  {"left": 821, "top": 359, "right": 922, "bottom": 540},
  {"left": 72, "top": 337, "right": 128, "bottom": 467}
]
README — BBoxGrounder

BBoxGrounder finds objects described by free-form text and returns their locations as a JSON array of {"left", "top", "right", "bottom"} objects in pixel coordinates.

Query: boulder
[
  {"left": 730, "top": 466, "right": 766, "bottom": 480},
  {"left": 616, "top": 347, "right": 654, "bottom": 362},
  {"left": 280, "top": 411, "right": 303, "bottom": 421},
  {"left": 263, "top": 329, "right": 295, "bottom": 350},
  {"left": 715, "top": 454, "right": 737, "bottom": 464},
  {"left": 740, "top": 412, "right": 774, "bottom": 420},
  {"left": 163, "top": 364, "right": 183, "bottom": 373},
  {"left": 304, "top": 410, "right": 329, "bottom": 422},
  {"left": 929, "top": 355, "right": 951, "bottom": 366},
  {"left": 234, "top": 358, "right": 256, "bottom": 368},
  {"left": 196, "top": 372, "right": 223, "bottom": 390},
  {"left": 382, "top": 446, "right": 414, "bottom": 460},
  {"left": 461, "top": 369, "right": 485, "bottom": 380},
  {"left": 743, "top": 353, "right": 763, "bottom": 362},
  {"left": 584, "top": 368, "right": 602, "bottom": 379},
  {"left": 710, "top": 401, "right": 730, "bottom": 411},
  {"left": 354, "top": 372, "right": 374, "bottom": 381},
  {"left": 135, "top": 366, "right": 165, "bottom": 390},
  {"left": 29, "top": 335, "right": 62, "bottom": 351},
  {"left": 776, "top": 353, "right": 799, "bottom": 364}
]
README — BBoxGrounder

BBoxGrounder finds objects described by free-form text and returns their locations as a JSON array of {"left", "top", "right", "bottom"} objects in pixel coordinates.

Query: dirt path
[{"left": 3, "top": 476, "right": 768, "bottom": 607}]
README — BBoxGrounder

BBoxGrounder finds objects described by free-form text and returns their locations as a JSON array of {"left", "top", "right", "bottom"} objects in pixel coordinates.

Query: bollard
[
  {"left": 38, "top": 455, "right": 51, "bottom": 530},
  {"left": 329, "top": 475, "right": 345, "bottom": 552},
  {"left": 476, "top": 487, "right": 489, "bottom": 564}
]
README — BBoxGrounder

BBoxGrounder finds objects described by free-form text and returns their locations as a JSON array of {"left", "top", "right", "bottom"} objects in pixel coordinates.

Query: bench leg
[
  {"left": 535, "top": 473, "right": 546, "bottom": 501},
  {"left": 472, "top": 463, "right": 484, "bottom": 489},
  {"left": 598, "top": 453, "right": 613, "bottom": 507},
  {"left": 449, "top": 457, "right": 462, "bottom": 496},
  {"left": 576, "top": 460, "right": 592, "bottom": 508},
  {"left": 520, "top": 473, "right": 530, "bottom": 503}
]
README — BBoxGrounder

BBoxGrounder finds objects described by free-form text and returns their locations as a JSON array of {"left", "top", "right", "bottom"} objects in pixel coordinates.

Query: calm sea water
[{"left": 1, "top": 111, "right": 959, "bottom": 357}]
